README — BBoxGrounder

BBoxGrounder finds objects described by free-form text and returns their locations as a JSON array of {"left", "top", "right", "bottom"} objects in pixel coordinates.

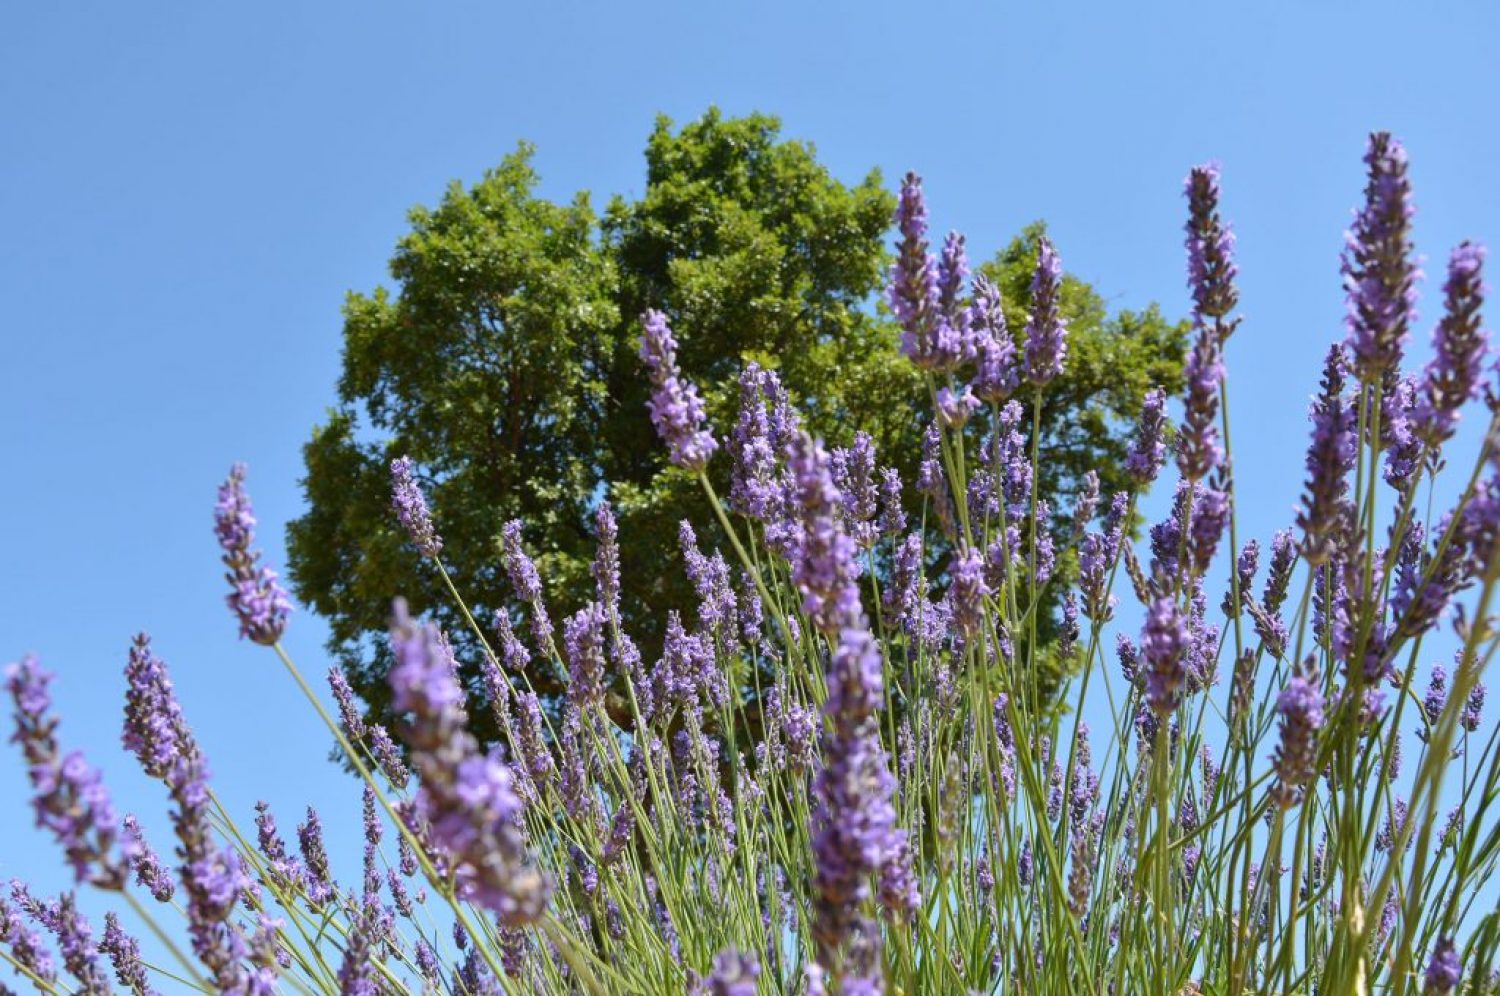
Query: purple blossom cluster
[
  {"left": 387, "top": 599, "right": 549, "bottom": 925},
  {"left": 1023, "top": 236, "right": 1068, "bottom": 386},
  {"left": 639, "top": 309, "right": 718, "bottom": 471},
  {"left": 389, "top": 455, "right": 443, "bottom": 557},
  {"left": 7, "top": 657, "right": 125, "bottom": 889},
  {"left": 214, "top": 464, "right": 292, "bottom": 646},
  {"left": 1343, "top": 132, "right": 1419, "bottom": 386}
]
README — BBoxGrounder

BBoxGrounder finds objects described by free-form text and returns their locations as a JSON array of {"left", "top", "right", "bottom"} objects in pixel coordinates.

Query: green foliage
[{"left": 285, "top": 109, "right": 1189, "bottom": 737}]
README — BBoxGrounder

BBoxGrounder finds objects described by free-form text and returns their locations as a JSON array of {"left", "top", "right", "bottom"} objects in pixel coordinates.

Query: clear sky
[{"left": 2, "top": 0, "right": 1497, "bottom": 969}]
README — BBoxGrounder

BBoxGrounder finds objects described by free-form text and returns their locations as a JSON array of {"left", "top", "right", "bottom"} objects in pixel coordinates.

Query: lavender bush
[{"left": 5, "top": 132, "right": 1500, "bottom": 995}]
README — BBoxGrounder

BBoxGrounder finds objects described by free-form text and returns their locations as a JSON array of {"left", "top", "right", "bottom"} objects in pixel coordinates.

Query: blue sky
[{"left": 2, "top": 0, "right": 1497, "bottom": 976}]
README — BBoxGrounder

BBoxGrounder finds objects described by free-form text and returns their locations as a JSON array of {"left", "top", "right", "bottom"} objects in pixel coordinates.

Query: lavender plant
[{"left": 6, "top": 132, "right": 1500, "bottom": 995}]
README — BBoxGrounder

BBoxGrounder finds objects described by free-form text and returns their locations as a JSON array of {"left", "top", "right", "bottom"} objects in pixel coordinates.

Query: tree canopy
[{"left": 286, "top": 108, "right": 1188, "bottom": 740}]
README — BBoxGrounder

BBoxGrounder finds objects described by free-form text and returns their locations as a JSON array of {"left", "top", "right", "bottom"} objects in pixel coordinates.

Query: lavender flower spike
[
  {"left": 1343, "top": 131, "right": 1419, "bottom": 386},
  {"left": 1296, "top": 345, "right": 1357, "bottom": 565},
  {"left": 950, "top": 547, "right": 989, "bottom": 638},
  {"left": 1142, "top": 597, "right": 1189, "bottom": 716},
  {"left": 789, "top": 432, "right": 864, "bottom": 635},
  {"left": 121, "top": 815, "right": 174, "bottom": 902},
  {"left": 0, "top": 889, "right": 56, "bottom": 984},
  {"left": 1424, "top": 936, "right": 1461, "bottom": 994},
  {"left": 1415, "top": 242, "right": 1488, "bottom": 445},
  {"left": 122, "top": 634, "right": 186, "bottom": 781},
  {"left": 501, "top": 519, "right": 554, "bottom": 651},
  {"left": 127, "top": 642, "right": 256, "bottom": 989},
  {"left": 101, "top": 911, "right": 157, "bottom": 996},
  {"left": 214, "top": 463, "right": 292, "bottom": 645},
  {"left": 887, "top": 172, "right": 945, "bottom": 371},
  {"left": 810, "top": 627, "right": 902, "bottom": 977},
  {"left": 51, "top": 893, "right": 114, "bottom": 994},
  {"left": 7, "top": 656, "right": 125, "bottom": 888},
  {"left": 388, "top": 598, "right": 549, "bottom": 925},
  {"left": 389, "top": 455, "right": 442, "bottom": 557},
  {"left": 1184, "top": 163, "right": 1241, "bottom": 335},
  {"left": 1023, "top": 235, "right": 1068, "bottom": 386},
  {"left": 970, "top": 273, "right": 1018, "bottom": 403},
  {"left": 1175, "top": 322, "right": 1225, "bottom": 482},
  {"left": 1270, "top": 661, "right": 1324, "bottom": 809},
  {"left": 639, "top": 309, "right": 718, "bottom": 471},
  {"left": 1125, "top": 388, "right": 1169, "bottom": 487}
]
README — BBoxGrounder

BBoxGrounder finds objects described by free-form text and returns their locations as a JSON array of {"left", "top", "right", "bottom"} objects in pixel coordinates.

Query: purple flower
[
  {"left": 1262, "top": 529, "right": 1297, "bottom": 614},
  {"left": 389, "top": 455, "right": 442, "bottom": 558},
  {"left": 121, "top": 815, "right": 174, "bottom": 902},
  {"left": 491, "top": 610, "right": 531, "bottom": 674},
  {"left": 680, "top": 522, "right": 739, "bottom": 644},
  {"left": 639, "top": 309, "right": 718, "bottom": 471},
  {"left": 728, "top": 365, "right": 798, "bottom": 526},
  {"left": 367, "top": 723, "right": 410, "bottom": 789},
  {"left": 0, "top": 888, "right": 57, "bottom": 984},
  {"left": 387, "top": 599, "right": 549, "bottom": 925},
  {"left": 1125, "top": 388, "right": 1170, "bottom": 487},
  {"left": 728, "top": 364, "right": 777, "bottom": 518},
  {"left": 1383, "top": 374, "right": 1422, "bottom": 489},
  {"left": 1425, "top": 936, "right": 1461, "bottom": 993},
  {"left": 1270, "top": 663, "right": 1324, "bottom": 808},
  {"left": 1176, "top": 322, "right": 1226, "bottom": 482},
  {"left": 214, "top": 464, "right": 292, "bottom": 645},
  {"left": 337, "top": 897, "right": 381, "bottom": 996},
  {"left": 124, "top": 643, "right": 254, "bottom": 988},
  {"left": 1067, "top": 822, "right": 1097, "bottom": 919},
  {"left": 514, "top": 691, "right": 556, "bottom": 791},
  {"left": 327, "top": 666, "right": 366, "bottom": 740},
  {"left": 252, "top": 802, "right": 305, "bottom": 895},
  {"left": 1023, "top": 236, "right": 1068, "bottom": 386},
  {"left": 563, "top": 602, "right": 608, "bottom": 712},
  {"left": 949, "top": 547, "right": 989, "bottom": 638},
  {"left": 122, "top": 634, "right": 186, "bottom": 781},
  {"left": 501, "top": 519, "right": 553, "bottom": 651},
  {"left": 1184, "top": 162, "right": 1241, "bottom": 333},
  {"left": 789, "top": 433, "right": 864, "bottom": 635},
  {"left": 44, "top": 892, "right": 112, "bottom": 994},
  {"left": 1223, "top": 539, "right": 1259, "bottom": 617},
  {"left": 935, "top": 384, "right": 980, "bottom": 428},
  {"left": 1395, "top": 481, "right": 1500, "bottom": 638},
  {"left": 296, "top": 807, "right": 334, "bottom": 908},
  {"left": 1343, "top": 132, "right": 1419, "bottom": 386},
  {"left": 1142, "top": 597, "right": 1189, "bottom": 715},
  {"left": 1031, "top": 500, "right": 1057, "bottom": 587},
  {"left": 969, "top": 274, "right": 1017, "bottom": 402},
  {"left": 1188, "top": 486, "right": 1230, "bottom": 578},
  {"left": 101, "top": 911, "right": 156, "bottom": 996},
  {"left": 917, "top": 422, "right": 956, "bottom": 540},
  {"left": 7, "top": 656, "right": 124, "bottom": 888},
  {"left": 1376, "top": 797, "right": 1409, "bottom": 852},
  {"left": 937, "top": 230, "right": 970, "bottom": 327},
  {"left": 1080, "top": 493, "right": 1128, "bottom": 621},
  {"left": 810, "top": 625, "right": 905, "bottom": 981},
  {"left": 593, "top": 501, "right": 621, "bottom": 613},
  {"left": 831, "top": 433, "right": 880, "bottom": 549},
  {"left": 1297, "top": 345, "right": 1357, "bottom": 565},
  {"left": 1463, "top": 683, "right": 1486, "bottom": 732},
  {"left": 888, "top": 172, "right": 949, "bottom": 371},
  {"left": 360, "top": 784, "right": 382, "bottom": 899},
  {"left": 1415, "top": 241, "right": 1488, "bottom": 445},
  {"left": 1423, "top": 665, "right": 1449, "bottom": 728}
]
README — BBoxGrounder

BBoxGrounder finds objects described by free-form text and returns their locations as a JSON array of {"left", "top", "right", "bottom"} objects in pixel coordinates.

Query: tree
[{"left": 285, "top": 109, "right": 1188, "bottom": 741}]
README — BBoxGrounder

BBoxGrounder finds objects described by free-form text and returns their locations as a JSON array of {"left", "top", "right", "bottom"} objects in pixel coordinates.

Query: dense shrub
[{"left": 4, "top": 131, "right": 1498, "bottom": 994}]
